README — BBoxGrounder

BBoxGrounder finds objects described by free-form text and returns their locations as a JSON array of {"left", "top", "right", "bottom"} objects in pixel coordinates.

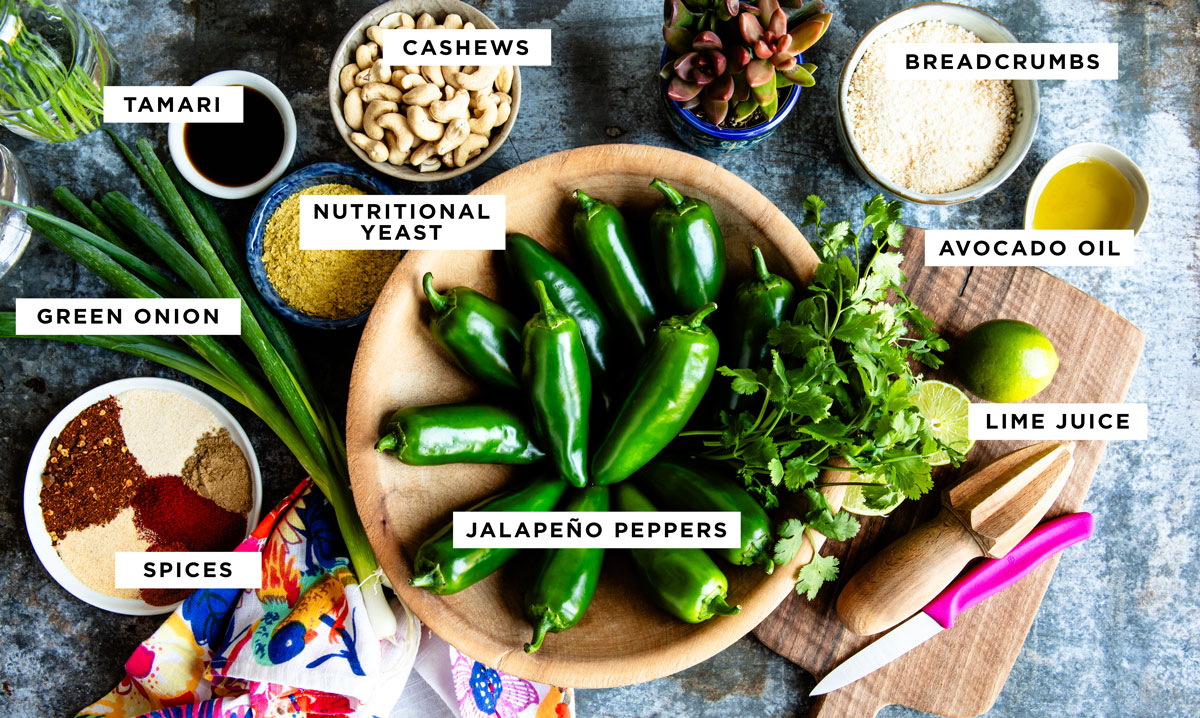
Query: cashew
[
  {"left": 441, "top": 151, "right": 455, "bottom": 168},
  {"left": 365, "top": 25, "right": 385, "bottom": 45},
  {"left": 443, "top": 66, "right": 463, "bottom": 89},
  {"left": 400, "top": 13, "right": 416, "bottom": 29},
  {"left": 454, "top": 133, "right": 489, "bottom": 167},
  {"left": 356, "top": 42, "right": 379, "bottom": 71},
  {"left": 403, "top": 83, "right": 442, "bottom": 107},
  {"left": 416, "top": 12, "right": 436, "bottom": 29},
  {"left": 397, "top": 73, "right": 425, "bottom": 90},
  {"left": 384, "top": 129, "right": 411, "bottom": 164},
  {"left": 406, "top": 105, "right": 445, "bottom": 141},
  {"left": 369, "top": 59, "right": 392, "bottom": 84},
  {"left": 363, "top": 99, "right": 398, "bottom": 140},
  {"left": 469, "top": 89, "right": 492, "bottom": 108},
  {"left": 464, "top": 21, "right": 475, "bottom": 30},
  {"left": 378, "top": 113, "right": 415, "bottom": 156},
  {"left": 468, "top": 94, "right": 499, "bottom": 135},
  {"left": 343, "top": 87, "right": 364, "bottom": 130},
  {"left": 421, "top": 65, "right": 445, "bottom": 88},
  {"left": 494, "top": 92, "right": 512, "bottom": 104},
  {"left": 351, "top": 132, "right": 388, "bottom": 163},
  {"left": 378, "top": 12, "right": 404, "bottom": 29},
  {"left": 354, "top": 67, "right": 371, "bottom": 87},
  {"left": 436, "top": 118, "right": 471, "bottom": 154},
  {"left": 420, "top": 158, "right": 442, "bottom": 173},
  {"left": 404, "top": 64, "right": 421, "bottom": 75},
  {"left": 429, "top": 88, "right": 470, "bottom": 122},
  {"left": 496, "top": 65, "right": 513, "bottom": 94},
  {"left": 442, "top": 13, "right": 463, "bottom": 30},
  {"left": 339, "top": 63, "right": 359, "bottom": 94},
  {"left": 409, "top": 140, "right": 438, "bottom": 166},
  {"left": 362, "top": 82, "right": 403, "bottom": 103},
  {"left": 495, "top": 96, "right": 511, "bottom": 127},
  {"left": 453, "top": 65, "right": 501, "bottom": 92}
]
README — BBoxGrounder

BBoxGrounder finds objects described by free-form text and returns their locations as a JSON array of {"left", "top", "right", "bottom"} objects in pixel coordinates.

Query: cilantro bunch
[{"left": 690, "top": 194, "right": 960, "bottom": 597}]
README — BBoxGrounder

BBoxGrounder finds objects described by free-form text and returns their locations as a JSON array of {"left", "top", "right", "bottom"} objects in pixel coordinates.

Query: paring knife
[{"left": 810, "top": 512, "right": 1094, "bottom": 697}]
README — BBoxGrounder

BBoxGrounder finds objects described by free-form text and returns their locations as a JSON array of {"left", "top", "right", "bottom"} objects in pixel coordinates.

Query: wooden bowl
[
  {"left": 327, "top": 0, "right": 521, "bottom": 182},
  {"left": 347, "top": 144, "right": 823, "bottom": 687}
]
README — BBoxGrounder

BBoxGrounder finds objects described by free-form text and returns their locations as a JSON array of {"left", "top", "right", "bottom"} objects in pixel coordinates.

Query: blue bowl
[
  {"left": 659, "top": 47, "right": 802, "bottom": 153},
  {"left": 247, "top": 162, "right": 395, "bottom": 330}
]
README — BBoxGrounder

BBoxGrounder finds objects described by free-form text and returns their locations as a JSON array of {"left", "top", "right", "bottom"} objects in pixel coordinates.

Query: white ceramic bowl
[
  {"left": 835, "top": 2, "right": 1039, "bottom": 205},
  {"left": 327, "top": 0, "right": 521, "bottom": 182},
  {"left": 168, "top": 70, "right": 297, "bottom": 200},
  {"left": 24, "top": 377, "right": 263, "bottom": 615},
  {"left": 1023, "top": 142, "right": 1150, "bottom": 234}
]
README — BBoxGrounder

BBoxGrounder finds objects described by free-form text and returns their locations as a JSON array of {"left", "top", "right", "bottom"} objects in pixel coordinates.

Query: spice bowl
[
  {"left": 24, "top": 377, "right": 262, "bottom": 615},
  {"left": 328, "top": 0, "right": 521, "bottom": 181},
  {"left": 835, "top": 2, "right": 1040, "bottom": 205},
  {"left": 167, "top": 70, "right": 298, "bottom": 200},
  {"left": 247, "top": 162, "right": 395, "bottom": 329},
  {"left": 1024, "top": 142, "right": 1151, "bottom": 234}
]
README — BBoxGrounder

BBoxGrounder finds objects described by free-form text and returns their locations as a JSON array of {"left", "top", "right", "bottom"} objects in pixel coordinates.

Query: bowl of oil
[{"left": 1024, "top": 143, "right": 1150, "bottom": 234}]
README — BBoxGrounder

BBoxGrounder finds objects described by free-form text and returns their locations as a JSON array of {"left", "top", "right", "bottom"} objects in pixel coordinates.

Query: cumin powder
[{"left": 262, "top": 183, "right": 400, "bottom": 319}]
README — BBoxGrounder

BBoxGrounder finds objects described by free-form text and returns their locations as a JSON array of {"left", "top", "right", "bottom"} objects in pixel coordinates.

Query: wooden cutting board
[{"left": 752, "top": 227, "right": 1143, "bottom": 718}]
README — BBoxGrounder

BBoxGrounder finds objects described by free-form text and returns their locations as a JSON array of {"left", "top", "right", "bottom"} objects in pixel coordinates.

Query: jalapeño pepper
[
  {"left": 636, "top": 456, "right": 775, "bottom": 573},
  {"left": 718, "top": 246, "right": 797, "bottom": 412},
  {"left": 614, "top": 483, "right": 741, "bottom": 623},
  {"left": 409, "top": 475, "right": 567, "bottom": 594},
  {"left": 523, "top": 485, "right": 608, "bottom": 652},
  {"left": 571, "top": 189, "right": 660, "bottom": 347},
  {"left": 648, "top": 178, "right": 727, "bottom": 313},
  {"left": 424, "top": 272, "right": 523, "bottom": 392},
  {"left": 505, "top": 233, "right": 613, "bottom": 402},
  {"left": 591, "top": 303, "right": 720, "bottom": 485},
  {"left": 523, "top": 281, "right": 592, "bottom": 488},
  {"left": 375, "top": 403, "right": 545, "bottom": 465}
]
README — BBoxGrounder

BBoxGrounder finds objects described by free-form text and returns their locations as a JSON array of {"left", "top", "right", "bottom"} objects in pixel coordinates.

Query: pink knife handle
[{"left": 923, "top": 512, "right": 1093, "bottom": 629}]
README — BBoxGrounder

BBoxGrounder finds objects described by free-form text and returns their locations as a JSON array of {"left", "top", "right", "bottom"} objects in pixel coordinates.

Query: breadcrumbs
[
  {"left": 263, "top": 183, "right": 400, "bottom": 319},
  {"left": 846, "top": 20, "right": 1015, "bottom": 194}
]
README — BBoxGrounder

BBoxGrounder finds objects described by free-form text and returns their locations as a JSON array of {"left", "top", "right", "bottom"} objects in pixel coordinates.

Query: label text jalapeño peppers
[
  {"left": 423, "top": 272, "right": 523, "bottom": 392},
  {"left": 522, "top": 280, "right": 592, "bottom": 488},
  {"left": 409, "top": 476, "right": 567, "bottom": 595},
  {"left": 591, "top": 303, "right": 720, "bottom": 485},
  {"left": 614, "top": 483, "right": 741, "bottom": 623},
  {"left": 718, "top": 246, "right": 797, "bottom": 412},
  {"left": 523, "top": 485, "right": 608, "bottom": 653},
  {"left": 648, "top": 178, "right": 727, "bottom": 313},
  {"left": 375, "top": 403, "right": 545, "bottom": 465},
  {"left": 571, "top": 189, "right": 660, "bottom": 347}
]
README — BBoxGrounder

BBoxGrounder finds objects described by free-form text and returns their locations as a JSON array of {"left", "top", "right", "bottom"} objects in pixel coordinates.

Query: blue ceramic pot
[
  {"left": 660, "top": 47, "right": 801, "bottom": 153},
  {"left": 246, "top": 162, "right": 394, "bottom": 330}
]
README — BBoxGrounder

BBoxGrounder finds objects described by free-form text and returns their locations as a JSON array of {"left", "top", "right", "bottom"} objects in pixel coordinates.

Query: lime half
[
  {"left": 913, "top": 380, "right": 974, "bottom": 466},
  {"left": 842, "top": 471, "right": 904, "bottom": 516}
]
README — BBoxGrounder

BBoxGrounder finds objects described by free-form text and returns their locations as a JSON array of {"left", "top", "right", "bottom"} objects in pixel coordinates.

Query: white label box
[
  {"left": 298, "top": 195, "right": 505, "bottom": 250},
  {"left": 15, "top": 298, "right": 241, "bottom": 335},
  {"left": 924, "top": 229, "right": 1134, "bottom": 267},
  {"left": 380, "top": 29, "right": 552, "bottom": 66},
  {"left": 453, "top": 511, "right": 741, "bottom": 549},
  {"left": 103, "top": 86, "right": 244, "bottom": 123},
  {"left": 885, "top": 43, "right": 1118, "bottom": 80},
  {"left": 115, "top": 551, "right": 262, "bottom": 589},
  {"left": 968, "top": 403, "right": 1148, "bottom": 441}
]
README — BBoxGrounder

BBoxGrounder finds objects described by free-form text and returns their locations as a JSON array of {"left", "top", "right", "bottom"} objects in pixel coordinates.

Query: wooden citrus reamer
[{"left": 837, "top": 441, "right": 1075, "bottom": 636}]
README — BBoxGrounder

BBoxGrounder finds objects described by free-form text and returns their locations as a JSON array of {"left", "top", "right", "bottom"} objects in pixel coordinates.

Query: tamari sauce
[{"left": 183, "top": 85, "right": 284, "bottom": 187}]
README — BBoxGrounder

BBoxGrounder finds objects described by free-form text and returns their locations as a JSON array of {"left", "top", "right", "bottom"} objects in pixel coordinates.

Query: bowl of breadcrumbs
[{"left": 836, "top": 3, "right": 1039, "bottom": 204}]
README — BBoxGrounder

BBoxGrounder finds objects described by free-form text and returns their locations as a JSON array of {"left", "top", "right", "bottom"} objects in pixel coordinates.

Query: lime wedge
[
  {"left": 913, "top": 380, "right": 974, "bottom": 466},
  {"left": 842, "top": 471, "right": 904, "bottom": 516}
]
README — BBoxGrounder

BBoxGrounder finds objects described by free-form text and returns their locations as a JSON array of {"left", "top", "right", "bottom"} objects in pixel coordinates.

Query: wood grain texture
[
  {"left": 347, "top": 144, "right": 844, "bottom": 688},
  {"left": 752, "top": 227, "right": 1144, "bottom": 718}
]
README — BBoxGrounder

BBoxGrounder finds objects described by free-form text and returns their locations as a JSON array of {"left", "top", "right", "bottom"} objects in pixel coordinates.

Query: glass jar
[
  {"left": 0, "top": 143, "right": 31, "bottom": 278},
  {"left": 0, "top": 0, "right": 117, "bottom": 142}
]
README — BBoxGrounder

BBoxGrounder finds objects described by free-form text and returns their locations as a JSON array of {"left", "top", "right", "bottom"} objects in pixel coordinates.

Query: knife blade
[{"left": 811, "top": 511, "right": 1094, "bottom": 697}]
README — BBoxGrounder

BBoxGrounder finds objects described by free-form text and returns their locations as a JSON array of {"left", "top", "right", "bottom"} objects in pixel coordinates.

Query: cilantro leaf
[
  {"left": 718, "top": 366, "right": 762, "bottom": 396},
  {"left": 773, "top": 518, "right": 806, "bottom": 565},
  {"left": 796, "top": 552, "right": 840, "bottom": 600}
]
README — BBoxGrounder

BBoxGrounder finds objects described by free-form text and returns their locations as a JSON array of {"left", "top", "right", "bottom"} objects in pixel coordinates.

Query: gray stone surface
[{"left": 1, "top": 0, "right": 1197, "bottom": 716}]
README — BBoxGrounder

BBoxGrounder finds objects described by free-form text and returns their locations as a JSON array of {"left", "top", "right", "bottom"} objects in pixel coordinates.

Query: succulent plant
[{"left": 661, "top": 0, "right": 833, "bottom": 128}]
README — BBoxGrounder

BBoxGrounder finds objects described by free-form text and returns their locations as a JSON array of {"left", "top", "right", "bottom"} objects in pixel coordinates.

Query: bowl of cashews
[{"left": 329, "top": 0, "right": 521, "bottom": 181}]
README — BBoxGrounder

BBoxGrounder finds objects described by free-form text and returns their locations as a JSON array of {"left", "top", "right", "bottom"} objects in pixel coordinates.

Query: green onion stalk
[
  {"left": 0, "top": 2, "right": 108, "bottom": 142},
  {"left": 0, "top": 139, "right": 395, "bottom": 637}
]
